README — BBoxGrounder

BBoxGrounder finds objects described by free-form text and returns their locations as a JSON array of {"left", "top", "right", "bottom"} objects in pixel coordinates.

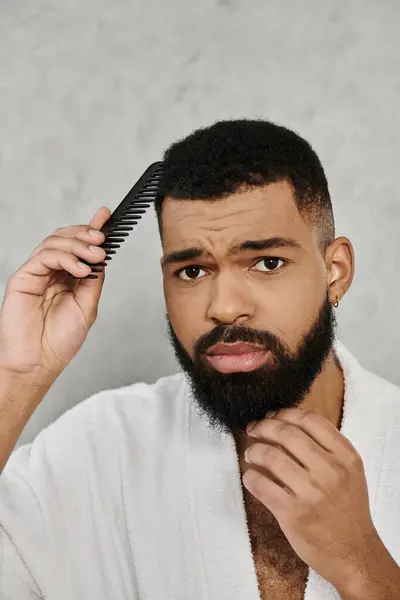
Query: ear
[{"left": 325, "top": 237, "right": 355, "bottom": 304}]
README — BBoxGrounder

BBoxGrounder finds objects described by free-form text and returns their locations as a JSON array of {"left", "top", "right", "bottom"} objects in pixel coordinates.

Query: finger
[
  {"left": 20, "top": 248, "right": 95, "bottom": 281},
  {"left": 74, "top": 229, "right": 105, "bottom": 246},
  {"left": 89, "top": 206, "right": 111, "bottom": 230},
  {"left": 244, "top": 441, "right": 306, "bottom": 495},
  {"left": 29, "top": 235, "right": 107, "bottom": 269},
  {"left": 29, "top": 226, "right": 104, "bottom": 259},
  {"left": 247, "top": 409, "right": 348, "bottom": 454},
  {"left": 73, "top": 260, "right": 106, "bottom": 323},
  {"left": 246, "top": 413, "right": 333, "bottom": 471},
  {"left": 71, "top": 211, "right": 111, "bottom": 317},
  {"left": 276, "top": 409, "right": 359, "bottom": 458},
  {"left": 73, "top": 209, "right": 112, "bottom": 317},
  {"left": 29, "top": 206, "right": 111, "bottom": 258},
  {"left": 53, "top": 225, "right": 101, "bottom": 238},
  {"left": 242, "top": 468, "right": 290, "bottom": 512}
]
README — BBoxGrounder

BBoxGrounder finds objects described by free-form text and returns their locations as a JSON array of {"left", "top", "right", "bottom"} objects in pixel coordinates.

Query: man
[{"left": 0, "top": 119, "right": 399, "bottom": 599}]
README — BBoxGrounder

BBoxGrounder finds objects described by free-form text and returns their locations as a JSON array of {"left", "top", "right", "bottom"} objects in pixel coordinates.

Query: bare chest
[
  {"left": 252, "top": 548, "right": 308, "bottom": 600},
  {"left": 244, "top": 492, "right": 309, "bottom": 600}
]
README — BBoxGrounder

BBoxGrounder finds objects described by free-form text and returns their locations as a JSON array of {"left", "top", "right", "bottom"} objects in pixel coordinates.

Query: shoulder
[
  {"left": 336, "top": 340, "right": 400, "bottom": 409},
  {"left": 0, "top": 372, "right": 190, "bottom": 537},
  {"left": 363, "top": 367, "right": 400, "bottom": 412},
  {"left": 4, "top": 371, "right": 189, "bottom": 485},
  {"left": 40, "top": 370, "right": 189, "bottom": 449}
]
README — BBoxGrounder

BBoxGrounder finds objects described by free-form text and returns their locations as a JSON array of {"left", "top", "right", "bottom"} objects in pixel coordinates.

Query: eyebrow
[{"left": 162, "top": 237, "right": 302, "bottom": 266}]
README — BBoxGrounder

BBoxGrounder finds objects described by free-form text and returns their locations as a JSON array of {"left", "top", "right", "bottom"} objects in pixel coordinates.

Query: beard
[{"left": 166, "top": 293, "right": 338, "bottom": 436}]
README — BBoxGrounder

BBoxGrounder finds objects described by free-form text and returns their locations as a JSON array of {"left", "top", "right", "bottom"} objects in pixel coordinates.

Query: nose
[{"left": 206, "top": 271, "right": 255, "bottom": 325}]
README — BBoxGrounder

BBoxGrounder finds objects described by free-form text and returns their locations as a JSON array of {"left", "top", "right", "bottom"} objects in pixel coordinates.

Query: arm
[
  {"left": 0, "top": 206, "right": 110, "bottom": 471},
  {"left": 0, "top": 373, "right": 50, "bottom": 473},
  {"left": 0, "top": 207, "right": 111, "bottom": 596}
]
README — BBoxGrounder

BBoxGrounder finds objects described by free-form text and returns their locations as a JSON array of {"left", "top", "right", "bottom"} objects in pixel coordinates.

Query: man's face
[{"left": 161, "top": 182, "right": 337, "bottom": 435}]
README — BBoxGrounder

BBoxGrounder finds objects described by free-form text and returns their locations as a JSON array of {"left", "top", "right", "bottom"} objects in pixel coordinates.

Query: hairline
[{"left": 156, "top": 179, "right": 335, "bottom": 254}]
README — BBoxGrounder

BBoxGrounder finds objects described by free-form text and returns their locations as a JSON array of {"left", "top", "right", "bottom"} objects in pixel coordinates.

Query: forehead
[{"left": 161, "top": 181, "right": 313, "bottom": 251}]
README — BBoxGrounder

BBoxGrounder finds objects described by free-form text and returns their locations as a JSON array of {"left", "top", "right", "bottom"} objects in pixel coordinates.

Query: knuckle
[
  {"left": 45, "top": 234, "right": 61, "bottom": 245},
  {"left": 298, "top": 410, "right": 318, "bottom": 424},
  {"left": 35, "top": 247, "right": 50, "bottom": 259},
  {"left": 5, "top": 275, "right": 17, "bottom": 294},
  {"left": 306, "top": 482, "right": 327, "bottom": 507},
  {"left": 30, "top": 236, "right": 52, "bottom": 255},
  {"left": 262, "top": 444, "right": 280, "bottom": 463},
  {"left": 347, "top": 449, "right": 363, "bottom": 468},
  {"left": 35, "top": 234, "right": 64, "bottom": 253},
  {"left": 328, "top": 463, "right": 348, "bottom": 486},
  {"left": 28, "top": 246, "right": 41, "bottom": 258},
  {"left": 275, "top": 421, "right": 293, "bottom": 439}
]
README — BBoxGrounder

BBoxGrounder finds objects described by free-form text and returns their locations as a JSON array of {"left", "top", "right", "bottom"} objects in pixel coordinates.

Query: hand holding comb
[{"left": 72, "top": 161, "right": 163, "bottom": 279}]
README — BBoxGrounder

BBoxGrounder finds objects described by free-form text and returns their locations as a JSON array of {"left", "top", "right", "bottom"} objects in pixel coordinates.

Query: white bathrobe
[{"left": 1, "top": 340, "right": 400, "bottom": 599}]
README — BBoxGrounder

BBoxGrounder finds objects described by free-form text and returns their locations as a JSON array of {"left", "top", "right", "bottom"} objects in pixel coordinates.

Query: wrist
[
  {"left": 335, "top": 534, "right": 400, "bottom": 600},
  {"left": 0, "top": 366, "right": 56, "bottom": 391},
  {"left": 0, "top": 368, "right": 53, "bottom": 415},
  {"left": 0, "top": 369, "right": 52, "bottom": 473}
]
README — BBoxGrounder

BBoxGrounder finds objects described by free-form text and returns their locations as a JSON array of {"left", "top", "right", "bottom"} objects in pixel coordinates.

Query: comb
[{"left": 73, "top": 161, "right": 163, "bottom": 279}]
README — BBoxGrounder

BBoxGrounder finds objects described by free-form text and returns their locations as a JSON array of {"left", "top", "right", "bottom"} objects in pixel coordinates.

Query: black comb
[{"left": 73, "top": 161, "right": 163, "bottom": 279}]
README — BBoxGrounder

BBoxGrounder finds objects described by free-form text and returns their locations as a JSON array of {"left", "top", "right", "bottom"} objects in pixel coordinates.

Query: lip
[
  {"left": 204, "top": 344, "right": 271, "bottom": 373},
  {"left": 206, "top": 342, "right": 267, "bottom": 355}
]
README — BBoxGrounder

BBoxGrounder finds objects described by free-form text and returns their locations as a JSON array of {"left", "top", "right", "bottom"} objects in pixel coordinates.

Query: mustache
[{"left": 194, "top": 323, "right": 287, "bottom": 357}]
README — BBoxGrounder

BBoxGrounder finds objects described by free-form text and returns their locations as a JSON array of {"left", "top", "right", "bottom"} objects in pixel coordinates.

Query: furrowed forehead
[{"left": 160, "top": 182, "right": 312, "bottom": 251}]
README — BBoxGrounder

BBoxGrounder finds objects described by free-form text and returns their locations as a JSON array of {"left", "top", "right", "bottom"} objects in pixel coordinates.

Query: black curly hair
[{"left": 155, "top": 119, "right": 335, "bottom": 251}]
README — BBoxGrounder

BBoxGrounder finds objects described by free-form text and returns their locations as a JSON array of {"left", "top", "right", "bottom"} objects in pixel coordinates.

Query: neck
[{"left": 302, "top": 347, "right": 345, "bottom": 430}]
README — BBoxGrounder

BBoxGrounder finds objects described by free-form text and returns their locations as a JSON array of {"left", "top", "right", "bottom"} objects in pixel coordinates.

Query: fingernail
[
  {"left": 78, "top": 261, "right": 89, "bottom": 269},
  {"left": 265, "top": 410, "right": 277, "bottom": 419},
  {"left": 88, "top": 229, "right": 99, "bottom": 236},
  {"left": 246, "top": 421, "right": 256, "bottom": 434},
  {"left": 88, "top": 245, "right": 99, "bottom": 253}
]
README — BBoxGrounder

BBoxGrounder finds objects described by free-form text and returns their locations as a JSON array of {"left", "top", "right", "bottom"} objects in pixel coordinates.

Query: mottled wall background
[{"left": 1, "top": 0, "right": 399, "bottom": 445}]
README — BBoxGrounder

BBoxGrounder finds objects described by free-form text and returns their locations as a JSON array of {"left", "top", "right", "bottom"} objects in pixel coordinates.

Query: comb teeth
[{"left": 73, "top": 162, "right": 163, "bottom": 280}]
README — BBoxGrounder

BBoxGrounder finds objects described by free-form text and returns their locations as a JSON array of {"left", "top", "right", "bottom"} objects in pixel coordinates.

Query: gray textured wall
[{"left": 1, "top": 0, "right": 399, "bottom": 446}]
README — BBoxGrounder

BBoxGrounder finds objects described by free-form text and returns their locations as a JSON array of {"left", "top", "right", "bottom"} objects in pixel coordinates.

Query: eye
[
  {"left": 176, "top": 265, "right": 207, "bottom": 281},
  {"left": 253, "top": 257, "right": 285, "bottom": 273}
]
